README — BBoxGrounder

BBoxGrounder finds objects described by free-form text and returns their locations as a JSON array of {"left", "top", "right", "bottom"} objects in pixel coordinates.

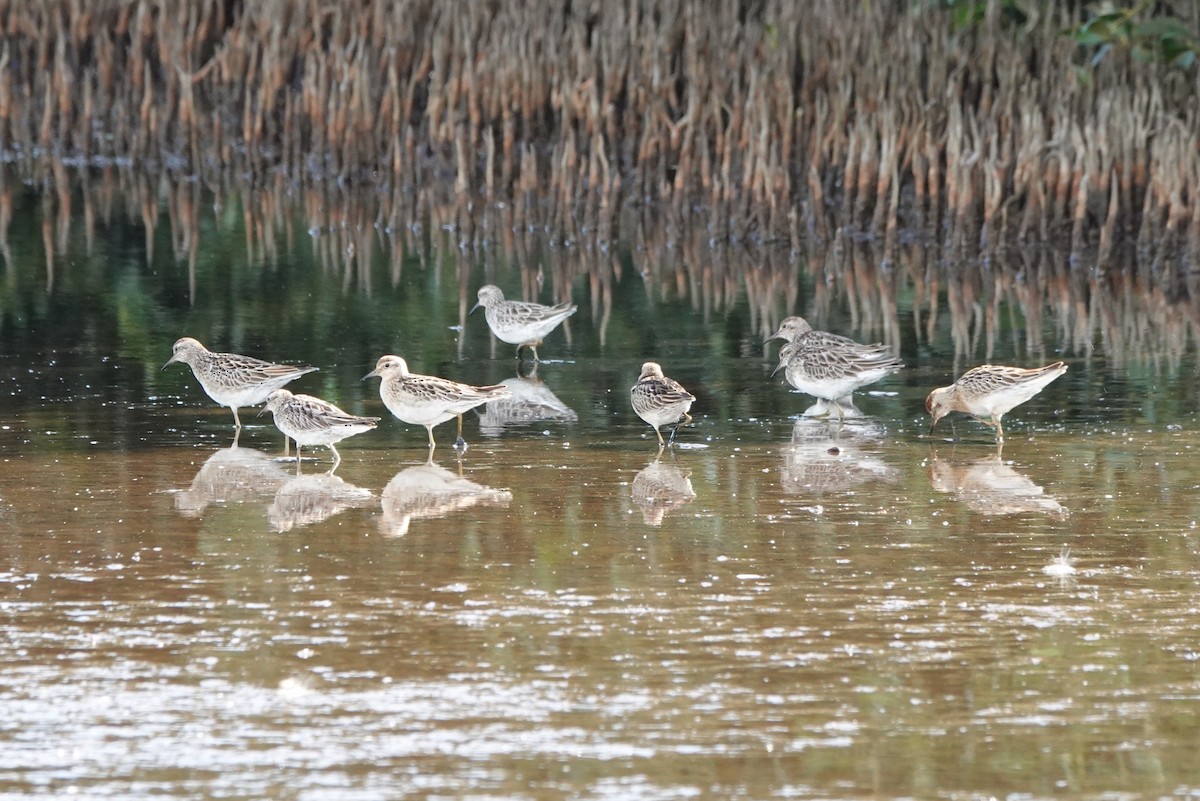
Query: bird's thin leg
[
  {"left": 977, "top": 416, "right": 1002, "bottom": 442},
  {"left": 232, "top": 407, "right": 243, "bottom": 429},
  {"left": 520, "top": 359, "right": 539, "bottom": 380},
  {"left": 455, "top": 413, "right": 468, "bottom": 451},
  {"left": 426, "top": 426, "right": 437, "bottom": 450},
  {"left": 283, "top": 436, "right": 290, "bottom": 457},
  {"left": 329, "top": 444, "right": 342, "bottom": 472},
  {"left": 655, "top": 427, "right": 666, "bottom": 448},
  {"left": 294, "top": 444, "right": 303, "bottom": 475}
]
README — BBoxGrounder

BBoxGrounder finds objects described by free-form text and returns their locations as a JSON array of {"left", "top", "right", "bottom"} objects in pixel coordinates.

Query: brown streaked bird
[
  {"left": 162, "top": 337, "right": 317, "bottom": 445},
  {"left": 926, "top": 362, "right": 1068, "bottom": 441},
  {"left": 471, "top": 284, "right": 578, "bottom": 362},
  {"left": 258, "top": 389, "right": 379, "bottom": 471},
  {"left": 766, "top": 316, "right": 903, "bottom": 420},
  {"left": 630, "top": 361, "right": 695, "bottom": 448},
  {"left": 363, "top": 355, "right": 511, "bottom": 453}
]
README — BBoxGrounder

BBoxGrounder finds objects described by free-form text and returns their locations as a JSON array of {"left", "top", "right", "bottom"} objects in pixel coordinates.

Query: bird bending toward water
[
  {"left": 926, "top": 362, "right": 1068, "bottom": 441},
  {"left": 363, "top": 355, "right": 511, "bottom": 453},
  {"left": 258, "top": 389, "right": 379, "bottom": 472},
  {"left": 631, "top": 362, "right": 695, "bottom": 448},
  {"left": 766, "top": 316, "right": 902, "bottom": 420},
  {"left": 162, "top": 337, "right": 317, "bottom": 437},
  {"left": 471, "top": 284, "right": 577, "bottom": 362}
]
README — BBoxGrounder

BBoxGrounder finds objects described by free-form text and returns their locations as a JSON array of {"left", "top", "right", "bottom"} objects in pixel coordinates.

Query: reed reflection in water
[{"left": 5, "top": 164, "right": 1200, "bottom": 397}]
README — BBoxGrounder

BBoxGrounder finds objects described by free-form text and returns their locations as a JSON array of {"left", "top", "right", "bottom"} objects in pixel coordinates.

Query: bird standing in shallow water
[
  {"left": 766, "top": 316, "right": 902, "bottom": 420},
  {"left": 162, "top": 337, "right": 317, "bottom": 444},
  {"left": 630, "top": 361, "right": 695, "bottom": 449},
  {"left": 471, "top": 284, "right": 577, "bottom": 362},
  {"left": 363, "top": 355, "right": 511, "bottom": 454},
  {"left": 258, "top": 389, "right": 379, "bottom": 472},
  {"left": 926, "top": 361, "right": 1068, "bottom": 442}
]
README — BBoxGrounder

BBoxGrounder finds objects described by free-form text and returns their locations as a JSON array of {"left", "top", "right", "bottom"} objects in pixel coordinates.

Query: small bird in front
[
  {"left": 766, "top": 316, "right": 902, "bottom": 420},
  {"left": 471, "top": 284, "right": 578, "bottom": 362},
  {"left": 926, "top": 361, "right": 1068, "bottom": 442},
  {"left": 258, "top": 389, "right": 379, "bottom": 472},
  {"left": 363, "top": 355, "right": 511, "bottom": 454},
  {"left": 631, "top": 361, "right": 695, "bottom": 449},
  {"left": 162, "top": 336, "right": 317, "bottom": 447}
]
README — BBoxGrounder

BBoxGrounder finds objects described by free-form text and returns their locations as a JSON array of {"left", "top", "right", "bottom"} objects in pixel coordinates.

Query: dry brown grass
[{"left": 1, "top": 0, "right": 1198, "bottom": 257}]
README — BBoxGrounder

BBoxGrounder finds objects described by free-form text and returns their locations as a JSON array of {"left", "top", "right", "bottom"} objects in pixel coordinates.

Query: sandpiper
[
  {"left": 162, "top": 337, "right": 317, "bottom": 433},
  {"left": 630, "top": 361, "right": 695, "bottom": 448},
  {"left": 766, "top": 316, "right": 902, "bottom": 419},
  {"left": 258, "top": 389, "right": 379, "bottom": 471},
  {"left": 926, "top": 361, "right": 1068, "bottom": 441},
  {"left": 363, "top": 355, "right": 511, "bottom": 452},
  {"left": 471, "top": 284, "right": 577, "bottom": 361}
]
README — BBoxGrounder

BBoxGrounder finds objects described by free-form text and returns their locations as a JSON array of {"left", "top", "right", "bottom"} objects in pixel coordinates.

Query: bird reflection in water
[
  {"left": 780, "top": 418, "right": 896, "bottom": 495},
  {"left": 927, "top": 447, "right": 1068, "bottom": 518},
  {"left": 268, "top": 470, "right": 375, "bottom": 533},
  {"left": 380, "top": 460, "right": 513, "bottom": 537},
  {"left": 797, "top": 397, "right": 867, "bottom": 420},
  {"left": 477, "top": 362, "right": 578, "bottom": 436},
  {"left": 174, "top": 446, "right": 292, "bottom": 517},
  {"left": 631, "top": 455, "right": 696, "bottom": 526}
]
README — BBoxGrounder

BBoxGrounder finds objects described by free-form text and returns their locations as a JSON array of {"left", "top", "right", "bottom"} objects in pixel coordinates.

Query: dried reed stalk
[{"left": 0, "top": 0, "right": 1197, "bottom": 261}]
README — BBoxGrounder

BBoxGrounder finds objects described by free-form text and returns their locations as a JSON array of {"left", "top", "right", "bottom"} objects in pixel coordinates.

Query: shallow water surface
[
  {"left": 5, "top": 392, "right": 1200, "bottom": 798},
  {"left": 2, "top": 186, "right": 1200, "bottom": 799}
]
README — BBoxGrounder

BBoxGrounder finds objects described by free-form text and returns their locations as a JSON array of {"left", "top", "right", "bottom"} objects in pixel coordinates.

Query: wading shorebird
[
  {"left": 766, "top": 316, "right": 902, "bottom": 420},
  {"left": 926, "top": 361, "right": 1068, "bottom": 442},
  {"left": 471, "top": 284, "right": 578, "bottom": 362},
  {"left": 363, "top": 355, "right": 511, "bottom": 454},
  {"left": 258, "top": 389, "right": 379, "bottom": 472},
  {"left": 162, "top": 337, "right": 317, "bottom": 445},
  {"left": 630, "top": 361, "right": 695, "bottom": 449}
]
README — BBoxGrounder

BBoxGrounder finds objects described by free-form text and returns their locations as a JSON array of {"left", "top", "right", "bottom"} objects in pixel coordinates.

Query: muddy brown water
[{"left": 2, "top": 189, "right": 1200, "bottom": 799}]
